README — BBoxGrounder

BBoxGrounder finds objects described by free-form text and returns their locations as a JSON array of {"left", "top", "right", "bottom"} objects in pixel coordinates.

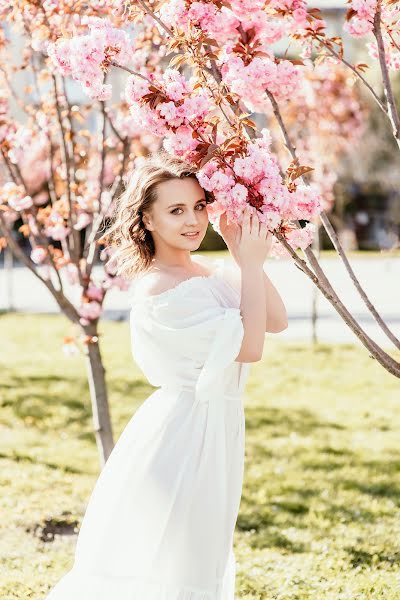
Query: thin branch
[
  {"left": 0, "top": 215, "right": 80, "bottom": 323},
  {"left": 314, "top": 34, "right": 387, "bottom": 114},
  {"left": 1, "top": 148, "right": 64, "bottom": 293},
  {"left": 52, "top": 74, "right": 82, "bottom": 273},
  {"left": 110, "top": 60, "right": 154, "bottom": 83},
  {"left": 266, "top": 89, "right": 400, "bottom": 351},
  {"left": 104, "top": 109, "right": 126, "bottom": 143},
  {"left": 373, "top": 3, "right": 400, "bottom": 145},
  {"left": 274, "top": 229, "right": 399, "bottom": 377},
  {"left": 136, "top": 0, "right": 174, "bottom": 37},
  {"left": 61, "top": 76, "right": 77, "bottom": 177},
  {"left": 83, "top": 137, "right": 130, "bottom": 259},
  {"left": 98, "top": 100, "right": 107, "bottom": 214}
]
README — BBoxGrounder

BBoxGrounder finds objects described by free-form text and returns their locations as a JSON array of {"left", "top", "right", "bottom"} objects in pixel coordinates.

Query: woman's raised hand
[{"left": 236, "top": 205, "right": 273, "bottom": 268}]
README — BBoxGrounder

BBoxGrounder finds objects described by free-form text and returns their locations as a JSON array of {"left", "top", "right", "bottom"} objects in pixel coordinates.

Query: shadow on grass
[
  {"left": 2, "top": 373, "right": 153, "bottom": 432},
  {"left": 245, "top": 405, "right": 346, "bottom": 436},
  {"left": 240, "top": 404, "right": 400, "bottom": 555},
  {"left": 345, "top": 546, "right": 400, "bottom": 568},
  {"left": 341, "top": 479, "right": 400, "bottom": 505},
  {"left": 0, "top": 451, "right": 85, "bottom": 474},
  {"left": 237, "top": 509, "right": 309, "bottom": 552}
]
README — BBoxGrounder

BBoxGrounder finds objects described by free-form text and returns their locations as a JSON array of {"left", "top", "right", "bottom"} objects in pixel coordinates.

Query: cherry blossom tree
[
  {"left": 0, "top": 2, "right": 161, "bottom": 465},
  {"left": 45, "top": 0, "right": 399, "bottom": 376}
]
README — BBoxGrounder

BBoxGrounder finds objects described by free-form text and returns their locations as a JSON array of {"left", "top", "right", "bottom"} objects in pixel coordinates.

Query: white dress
[{"left": 45, "top": 257, "right": 252, "bottom": 600}]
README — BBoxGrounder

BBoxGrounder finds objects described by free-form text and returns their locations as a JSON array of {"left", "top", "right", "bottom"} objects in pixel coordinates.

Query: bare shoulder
[{"left": 132, "top": 270, "right": 179, "bottom": 298}]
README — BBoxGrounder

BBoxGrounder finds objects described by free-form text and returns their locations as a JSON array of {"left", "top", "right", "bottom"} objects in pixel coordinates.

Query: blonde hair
[{"left": 99, "top": 149, "right": 214, "bottom": 278}]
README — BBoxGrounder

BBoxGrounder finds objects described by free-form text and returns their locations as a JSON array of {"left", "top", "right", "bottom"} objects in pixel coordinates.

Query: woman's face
[{"left": 143, "top": 177, "right": 209, "bottom": 250}]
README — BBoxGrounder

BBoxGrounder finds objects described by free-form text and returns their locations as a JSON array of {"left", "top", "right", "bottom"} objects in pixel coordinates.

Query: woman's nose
[{"left": 185, "top": 211, "right": 200, "bottom": 225}]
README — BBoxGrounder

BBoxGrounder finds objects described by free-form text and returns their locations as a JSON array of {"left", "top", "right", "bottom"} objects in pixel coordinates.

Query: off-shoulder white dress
[{"left": 45, "top": 257, "right": 251, "bottom": 600}]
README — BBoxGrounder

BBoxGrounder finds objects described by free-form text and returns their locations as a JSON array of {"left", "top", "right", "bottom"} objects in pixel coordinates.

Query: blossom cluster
[
  {"left": 125, "top": 69, "right": 209, "bottom": 158},
  {"left": 158, "top": 0, "right": 306, "bottom": 110},
  {"left": 220, "top": 54, "right": 302, "bottom": 110},
  {"left": 343, "top": 0, "right": 376, "bottom": 37},
  {"left": 159, "top": 0, "right": 308, "bottom": 45},
  {"left": 196, "top": 128, "right": 322, "bottom": 248},
  {"left": 48, "top": 16, "right": 136, "bottom": 100},
  {"left": 343, "top": 0, "right": 400, "bottom": 70},
  {"left": 0, "top": 182, "right": 33, "bottom": 212}
]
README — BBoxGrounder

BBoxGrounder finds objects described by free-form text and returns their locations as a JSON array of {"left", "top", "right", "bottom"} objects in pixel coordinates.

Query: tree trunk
[{"left": 83, "top": 326, "right": 114, "bottom": 467}]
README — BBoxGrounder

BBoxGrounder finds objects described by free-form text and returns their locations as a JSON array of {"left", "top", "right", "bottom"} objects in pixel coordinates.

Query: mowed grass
[{"left": 1, "top": 313, "right": 399, "bottom": 600}]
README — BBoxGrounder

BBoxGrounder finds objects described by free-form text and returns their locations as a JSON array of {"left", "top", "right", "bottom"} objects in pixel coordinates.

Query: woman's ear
[{"left": 142, "top": 211, "right": 153, "bottom": 232}]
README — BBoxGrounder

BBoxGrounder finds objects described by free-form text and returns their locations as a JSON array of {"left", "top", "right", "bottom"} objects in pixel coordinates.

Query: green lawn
[{"left": 1, "top": 313, "right": 399, "bottom": 600}]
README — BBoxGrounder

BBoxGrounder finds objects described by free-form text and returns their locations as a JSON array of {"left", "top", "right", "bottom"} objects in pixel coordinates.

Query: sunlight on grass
[{"left": 1, "top": 314, "right": 399, "bottom": 599}]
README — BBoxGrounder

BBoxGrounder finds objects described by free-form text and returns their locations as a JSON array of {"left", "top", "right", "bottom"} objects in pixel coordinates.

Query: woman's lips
[{"left": 181, "top": 231, "right": 200, "bottom": 238}]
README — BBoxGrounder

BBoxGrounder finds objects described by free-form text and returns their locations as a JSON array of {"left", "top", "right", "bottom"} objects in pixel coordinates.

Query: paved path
[{"left": 1, "top": 257, "right": 399, "bottom": 348}]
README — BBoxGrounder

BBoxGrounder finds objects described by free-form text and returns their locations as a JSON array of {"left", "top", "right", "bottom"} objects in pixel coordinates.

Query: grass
[{"left": 1, "top": 313, "right": 399, "bottom": 599}]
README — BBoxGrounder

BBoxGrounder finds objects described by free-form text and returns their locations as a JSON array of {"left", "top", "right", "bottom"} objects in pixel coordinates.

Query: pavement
[{"left": 0, "top": 256, "right": 399, "bottom": 348}]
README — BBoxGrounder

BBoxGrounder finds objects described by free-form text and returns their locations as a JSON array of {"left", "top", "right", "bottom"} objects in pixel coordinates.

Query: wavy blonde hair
[{"left": 99, "top": 149, "right": 214, "bottom": 278}]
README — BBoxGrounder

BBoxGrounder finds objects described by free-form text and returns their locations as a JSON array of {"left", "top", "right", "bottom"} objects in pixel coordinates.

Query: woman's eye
[{"left": 171, "top": 204, "right": 206, "bottom": 215}]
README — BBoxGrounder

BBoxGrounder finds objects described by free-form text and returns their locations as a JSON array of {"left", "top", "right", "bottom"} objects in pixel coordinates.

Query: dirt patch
[{"left": 26, "top": 511, "right": 79, "bottom": 542}]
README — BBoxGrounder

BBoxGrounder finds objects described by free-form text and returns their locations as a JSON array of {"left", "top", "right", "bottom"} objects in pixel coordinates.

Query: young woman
[{"left": 45, "top": 150, "right": 288, "bottom": 600}]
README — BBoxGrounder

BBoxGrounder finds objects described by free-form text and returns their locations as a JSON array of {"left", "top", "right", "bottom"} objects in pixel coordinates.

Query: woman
[{"left": 45, "top": 150, "right": 288, "bottom": 599}]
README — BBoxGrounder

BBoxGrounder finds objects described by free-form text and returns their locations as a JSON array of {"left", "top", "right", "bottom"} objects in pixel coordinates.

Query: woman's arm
[
  {"left": 262, "top": 270, "right": 288, "bottom": 333},
  {"left": 219, "top": 212, "right": 288, "bottom": 334},
  {"left": 235, "top": 264, "right": 266, "bottom": 362},
  {"left": 233, "top": 206, "right": 271, "bottom": 363}
]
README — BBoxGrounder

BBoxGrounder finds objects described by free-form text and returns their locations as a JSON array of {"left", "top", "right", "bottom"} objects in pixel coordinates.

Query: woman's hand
[
  {"left": 236, "top": 205, "right": 272, "bottom": 268},
  {"left": 219, "top": 211, "right": 241, "bottom": 264}
]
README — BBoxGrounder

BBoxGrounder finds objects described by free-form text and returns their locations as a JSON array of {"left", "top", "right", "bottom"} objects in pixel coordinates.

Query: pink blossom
[
  {"left": 129, "top": 103, "right": 169, "bottom": 138},
  {"left": 48, "top": 17, "right": 135, "bottom": 101},
  {"left": 63, "top": 263, "right": 80, "bottom": 285},
  {"left": 45, "top": 223, "right": 71, "bottom": 241},
  {"left": 287, "top": 222, "right": 316, "bottom": 250},
  {"left": 230, "top": 183, "right": 248, "bottom": 204},
  {"left": 159, "top": 1, "right": 239, "bottom": 43},
  {"left": 163, "top": 125, "right": 198, "bottom": 158},
  {"left": 1, "top": 182, "right": 33, "bottom": 211},
  {"left": 293, "top": 8, "right": 308, "bottom": 23},
  {"left": 158, "top": 101, "right": 185, "bottom": 128},
  {"left": 103, "top": 275, "right": 131, "bottom": 291},
  {"left": 258, "top": 207, "right": 282, "bottom": 230},
  {"left": 30, "top": 247, "right": 48, "bottom": 264},
  {"left": 163, "top": 68, "right": 191, "bottom": 101},
  {"left": 181, "top": 94, "right": 209, "bottom": 121},
  {"left": 208, "top": 171, "right": 235, "bottom": 192},
  {"left": 270, "top": 222, "right": 316, "bottom": 258},
  {"left": 229, "top": 0, "right": 266, "bottom": 16},
  {"left": 285, "top": 184, "right": 322, "bottom": 221},
  {"left": 343, "top": 15, "right": 373, "bottom": 37},
  {"left": 86, "top": 285, "right": 104, "bottom": 302},
  {"left": 74, "top": 212, "right": 93, "bottom": 230},
  {"left": 221, "top": 54, "right": 301, "bottom": 110},
  {"left": 78, "top": 300, "right": 102, "bottom": 323},
  {"left": 125, "top": 75, "right": 151, "bottom": 103},
  {"left": 8, "top": 194, "right": 33, "bottom": 211}
]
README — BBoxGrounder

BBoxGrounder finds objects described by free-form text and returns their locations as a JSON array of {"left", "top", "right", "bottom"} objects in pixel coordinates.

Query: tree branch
[
  {"left": 266, "top": 89, "right": 400, "bottom": 351},
  {"left": 373, "top": 2, "right": 400, "bottom": 147}
]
